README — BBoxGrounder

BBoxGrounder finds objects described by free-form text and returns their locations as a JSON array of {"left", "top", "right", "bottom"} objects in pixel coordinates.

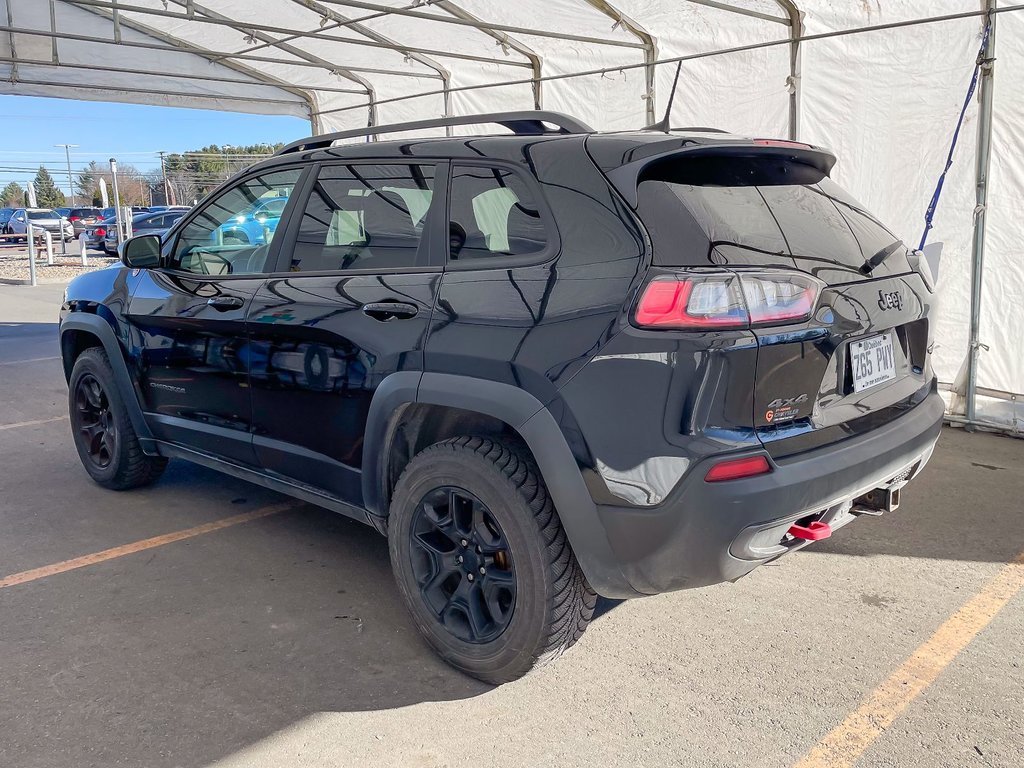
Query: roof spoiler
[{"left": 604, "top": 142, "right": 838, "bottom": 208}]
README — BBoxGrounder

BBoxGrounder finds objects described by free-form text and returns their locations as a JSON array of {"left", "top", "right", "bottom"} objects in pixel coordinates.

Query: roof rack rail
[{"left": 274, "top": 111, "right": 594, "bottom": 156}]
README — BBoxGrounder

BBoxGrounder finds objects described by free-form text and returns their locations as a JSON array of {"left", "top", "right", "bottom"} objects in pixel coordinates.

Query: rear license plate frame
[{"left": 850, "top": 331, "right": 897, "bottom": 393}]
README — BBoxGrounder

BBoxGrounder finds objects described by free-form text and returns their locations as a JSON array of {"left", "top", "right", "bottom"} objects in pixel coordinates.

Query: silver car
[
  {"left": 6, "top": 209, "right": 75, "bottom": 242},
  {"left": 102, "top": 210, "right": 186, "bottom": 254}
]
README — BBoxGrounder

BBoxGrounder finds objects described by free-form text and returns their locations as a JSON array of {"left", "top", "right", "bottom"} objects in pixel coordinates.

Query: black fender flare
[
  {"left": 60, "top": 314, "right": 155, "bottom": 447},
  {"left": 361, "top": 371, "right": 635, "bottom": 597}
]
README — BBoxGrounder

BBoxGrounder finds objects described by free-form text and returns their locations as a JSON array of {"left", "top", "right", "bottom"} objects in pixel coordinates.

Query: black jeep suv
[{"left": 59, "top": 111, "right": 943, "bottom": 683}]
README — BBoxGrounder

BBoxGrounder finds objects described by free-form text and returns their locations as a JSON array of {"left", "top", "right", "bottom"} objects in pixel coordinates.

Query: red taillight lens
[
  {"left": 69, "top": 216, "right": 80, "bottom": 221},
  {"left": 633, "top": 271, "right": 821, "bottom": 330},
  {"left": 704, "top": 455, "right": 771, "bottom": 482},
  {"left": 94, "top": 227, "right": 106, "bottom": 237},
  {"left": 635, "top": 275, "right": 747, "bottom": 329}
]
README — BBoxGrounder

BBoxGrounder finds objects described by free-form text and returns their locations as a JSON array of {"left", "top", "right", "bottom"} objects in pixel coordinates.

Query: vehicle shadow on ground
[
  {"left": 0, "top": 459, "right": 621, "bottom": 768},
  {"left": 801, "top": 429, "right": 1024, "bottom": 565}
]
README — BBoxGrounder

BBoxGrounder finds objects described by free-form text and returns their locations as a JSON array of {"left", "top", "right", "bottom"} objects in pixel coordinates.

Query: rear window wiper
[{"left": 860, "top": 240, "right": 903, "bottom": 275}]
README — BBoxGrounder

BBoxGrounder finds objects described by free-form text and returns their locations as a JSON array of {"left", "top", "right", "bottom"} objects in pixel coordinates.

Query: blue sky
[{"left": 0, "top": 95, "right": 311, "bottom": 195}]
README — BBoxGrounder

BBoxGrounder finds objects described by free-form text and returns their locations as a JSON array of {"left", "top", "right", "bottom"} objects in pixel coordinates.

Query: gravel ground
[{"left": 0, "top": 244, "right": 116, "bottom": 283}]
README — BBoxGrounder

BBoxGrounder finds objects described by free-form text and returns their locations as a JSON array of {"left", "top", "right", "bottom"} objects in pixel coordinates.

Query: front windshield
[{"left": 27, "top": 210, "right": 57, "bottom": 220}]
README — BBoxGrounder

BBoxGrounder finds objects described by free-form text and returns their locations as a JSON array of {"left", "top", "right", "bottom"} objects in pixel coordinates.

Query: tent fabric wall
[{"left": 0, "top": 0, "right": 1019, "bottom": 428}]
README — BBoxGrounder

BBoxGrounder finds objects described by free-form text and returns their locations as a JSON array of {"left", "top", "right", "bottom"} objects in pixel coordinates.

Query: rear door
[
  {"left": 632, "top": 150, "right": 935, "bottom": 457},
  {"left": 247, "top": 161, "right": 445, "bottom": 505}
]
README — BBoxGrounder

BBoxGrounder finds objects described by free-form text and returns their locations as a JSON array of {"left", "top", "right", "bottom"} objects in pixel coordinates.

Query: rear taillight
[
  {"left": 94, "top": 227, "right": 106, "bottom": 237},
  {"left": 633, "top": 271, "right": 822, "bottom": 330},
  {"left": 69, "top": 216, "right": 80, "bottom": 221},
  {"left": 704, "top": 455, "right": 772, "bottom": 482}
]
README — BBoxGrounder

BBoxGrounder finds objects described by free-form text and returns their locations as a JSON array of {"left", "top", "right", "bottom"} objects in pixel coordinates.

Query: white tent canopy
[{"left": 2, "top": 0, "right": 1020, "bottom": 431}]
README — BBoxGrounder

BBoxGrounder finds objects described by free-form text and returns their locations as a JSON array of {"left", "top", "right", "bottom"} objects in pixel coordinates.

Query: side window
[
  {"left": 448, "top": 165, "right": 548, "bottom": 261},
  {"left": 169, "top": 169, "right": 301, "bottom": 276},
  {"left": 290, "top": 163, "right": 435, "bottom": 272}
]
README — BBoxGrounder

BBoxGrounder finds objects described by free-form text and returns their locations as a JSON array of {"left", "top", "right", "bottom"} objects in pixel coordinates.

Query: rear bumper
[{"left": 590, "top": 389, "right": 944, "bottom": 596}]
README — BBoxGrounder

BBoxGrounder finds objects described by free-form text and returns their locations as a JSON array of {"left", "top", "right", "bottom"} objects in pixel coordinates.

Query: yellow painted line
[
  {"left": 795, "top": 548, "right": 1024, "bottom": 768},
  {"left": 0, "top": 501, "right": 298, "bottom": 590},
  {"left": 0, "top": 356, "right": 60, "bottom": 366},
  {"left": 0, "top": 415, "right": 67, "bottom": 431}
]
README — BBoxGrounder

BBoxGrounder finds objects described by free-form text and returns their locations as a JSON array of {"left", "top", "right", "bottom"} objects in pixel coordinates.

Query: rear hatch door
[{"left": 608, "top": 140, "right": 935, "bottom": 457}]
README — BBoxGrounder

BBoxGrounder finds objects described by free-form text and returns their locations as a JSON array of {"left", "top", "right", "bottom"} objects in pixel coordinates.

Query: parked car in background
[
  {"left": 0, "top": 208, "right": 15, "bottom": 234},
  {"left": 5, "top": 208, "right": 75, "bottom": 241},
  {"left": 98, "top": 206, "right": 151, "bottom": 221},
  {"left": 147, "top": 205, "right": 191, "bottom": 213},
  {"left": 102, "top": 210, "right": 186, "bottom": 253},
  {"left": 215, "top": 196, "right": 287, "bottom": 245},
  {"left": 84, "top": 217, "right": 115, "bottom": 251},
  {"left": 66, "top": 207, "right": 104, "bottom": 236},
  {"left": 55, "top": 207, "right": 73, "bottom": 218}
]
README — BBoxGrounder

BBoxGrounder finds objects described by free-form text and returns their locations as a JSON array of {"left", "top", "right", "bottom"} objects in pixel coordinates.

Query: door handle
[
  {"left": 207, "top": 296, "right": 244, "bottom": 311},
  {"left": 361, "top": 301, "right": 419, "bottom": 321}
]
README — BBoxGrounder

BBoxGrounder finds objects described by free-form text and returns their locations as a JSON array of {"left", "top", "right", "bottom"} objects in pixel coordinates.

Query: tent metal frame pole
[
  {"left": 0, "top": 24, "right": 442, "bottom": 78},
  {"left": 433, "top": 0, "right": 543, "bottom": 110},
  {"left": 966, "top": 0, "right": 998, "bottom": 428},
  {"left": 55, "top": 4, "right": 333, "bottom": 133},
  {"left": 288, "top": 0, "right": 450, "bottom": 137},
  {"left": 60, "top": 0, "right": 534, "bottom": 68},
  {"left": 312, "top": 5, "right": 1024, "bottom": 118},
  {"left": 582, "top": 0, "right": 657, "bottom": 125},
  {"left": 5, "top": 0, "right": 17, "bottom": 82},
  {"left": 776, "top": 1, "right": 803, "bottom": 140},
  {"left": 0, "top": 54, "right": 366, "bottom": 94},
  {"left": 686, "top": 0, "right": 790, "bottom": 24},
  {"left": 312, "top": 0, "right": 645, "bottom": 48}
]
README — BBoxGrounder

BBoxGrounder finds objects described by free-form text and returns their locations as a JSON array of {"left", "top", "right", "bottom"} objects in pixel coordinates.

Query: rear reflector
[
  {"left": 634, "top": 271, "right": 822, "bottom": 330},
  {"left": 704, "top": 455, "right": 771, "bottom": 482}
]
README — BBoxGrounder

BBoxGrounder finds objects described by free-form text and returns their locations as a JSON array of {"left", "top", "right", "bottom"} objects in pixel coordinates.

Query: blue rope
[{"left": 919, "top": 20, "right": 992, "bottom": 251}]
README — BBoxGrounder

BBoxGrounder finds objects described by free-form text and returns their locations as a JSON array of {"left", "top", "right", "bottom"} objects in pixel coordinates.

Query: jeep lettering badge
[{"left": 877, "top": 289, "right": 904, "bottom": 311}]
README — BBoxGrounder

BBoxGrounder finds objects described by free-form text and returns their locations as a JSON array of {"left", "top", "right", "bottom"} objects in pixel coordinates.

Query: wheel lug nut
[
  {"left": 456, "top": 555, "right": 463, "bottom": 564},
  {"left": 467, "top": 573, "right": 474, "bottom": 582},
  {"left": 460, "top": 539, "right": 468, "bottom": 547},
  {"left": 479, "top": 567, "right": 486, "bottom": 575}
]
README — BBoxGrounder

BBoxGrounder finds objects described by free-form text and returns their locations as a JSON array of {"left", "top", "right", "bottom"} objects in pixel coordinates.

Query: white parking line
[
  {"left": 0, "top": 416, "right": 67, "bottom": 431},
  {"left": 0, "top": 356, "right": 60, "bottom": 366}
]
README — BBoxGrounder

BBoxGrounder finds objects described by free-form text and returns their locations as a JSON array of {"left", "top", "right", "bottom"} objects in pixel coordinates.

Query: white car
[{"left": 5, "top": 209, "right": 75, "bottom": 242}]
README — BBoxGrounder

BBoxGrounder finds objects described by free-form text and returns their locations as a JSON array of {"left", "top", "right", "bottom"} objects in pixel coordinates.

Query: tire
[
  {"left": 388, "top": 436, "right": 596, "bottom": 684},
  {"left": 68, "top": 347, "right": 168, "bottom": 490}
]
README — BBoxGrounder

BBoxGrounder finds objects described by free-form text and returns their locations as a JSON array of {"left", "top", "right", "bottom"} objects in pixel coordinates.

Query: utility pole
[
  {"left": 55, "top": 144, "right": 78, "bottom": 206},
  {"left": 158, "top": 151, "right": 171, "bottom": 207}
]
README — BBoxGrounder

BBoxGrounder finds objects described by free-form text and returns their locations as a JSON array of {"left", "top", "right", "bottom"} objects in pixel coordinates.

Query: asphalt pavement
[{"left": 1, "top": 282, "right": 1021, "bottom": 768}]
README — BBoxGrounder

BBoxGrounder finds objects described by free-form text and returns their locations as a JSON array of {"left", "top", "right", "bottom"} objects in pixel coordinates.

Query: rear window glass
[
  {"left": 635, "top": 155, "right": 899, "bottom": 272},
  {"left": 448, "top": 165, "right": 548, "bottom": 261}
]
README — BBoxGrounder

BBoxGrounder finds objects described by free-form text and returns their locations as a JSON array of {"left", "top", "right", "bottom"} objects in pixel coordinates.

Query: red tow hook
[{"left": 788, "top": 520, "right": 832, "bottom": 541}]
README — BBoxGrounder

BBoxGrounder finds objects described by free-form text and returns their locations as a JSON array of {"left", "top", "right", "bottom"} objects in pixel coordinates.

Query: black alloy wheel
[
  {"left": 74, "top": 372, "right": 116, "bottom": 469},
  {"left": 409, "top": 486, "right": 516, "bottom": 644}
]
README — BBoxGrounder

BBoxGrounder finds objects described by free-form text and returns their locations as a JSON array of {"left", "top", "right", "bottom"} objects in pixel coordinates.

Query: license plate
[{"left": 850, "top": 332, "right": 897, "bottom": 392}]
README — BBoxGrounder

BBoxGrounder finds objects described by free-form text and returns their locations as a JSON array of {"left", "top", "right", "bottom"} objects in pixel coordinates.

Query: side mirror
[{"left": 120, "top": 234, "right": 162, "bottom": 269}]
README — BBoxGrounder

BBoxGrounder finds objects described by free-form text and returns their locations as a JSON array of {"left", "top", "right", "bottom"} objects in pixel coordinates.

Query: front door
[
  {"left": 125, "top": 167, "right": 304, "bottom": 465},
  {"left": 247, "top": 161, "right": 445, "bottom": 504}
]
